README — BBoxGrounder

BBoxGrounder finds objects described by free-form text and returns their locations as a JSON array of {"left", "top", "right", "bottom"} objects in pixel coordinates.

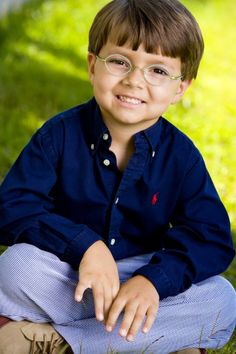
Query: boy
[{"left": 0, "top": 0, "right": 235, "bottom": 353}]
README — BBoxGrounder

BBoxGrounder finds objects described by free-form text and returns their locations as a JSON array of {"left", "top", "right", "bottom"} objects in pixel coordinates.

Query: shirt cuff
[
  {"left": 63, "top": 226, "right": 103, "bottom": 268},
  {"left": 133, "top": 264, "right": 173, "bottom": 300}
]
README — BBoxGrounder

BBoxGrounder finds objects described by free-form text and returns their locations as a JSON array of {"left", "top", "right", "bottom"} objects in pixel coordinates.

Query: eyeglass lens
[{"left": 103, "top": 54, "right": 180, "bottom": 85}]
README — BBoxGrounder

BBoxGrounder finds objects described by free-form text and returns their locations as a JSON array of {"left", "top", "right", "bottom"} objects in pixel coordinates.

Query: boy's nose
[{"left": 122, "top": 67, "right": 145, "bottom": 88}]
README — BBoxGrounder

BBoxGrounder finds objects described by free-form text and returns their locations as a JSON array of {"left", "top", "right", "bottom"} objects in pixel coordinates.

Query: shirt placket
[{"left": 106, "top": 134, "right": 150, "bottom": 255}]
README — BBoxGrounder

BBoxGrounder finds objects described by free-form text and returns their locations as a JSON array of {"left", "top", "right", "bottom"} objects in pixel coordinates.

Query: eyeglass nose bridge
[
  {"left": 127, "top": 64, "right": 145, "bottom": 73},
  {"left": 126, "top": 64, "right": 147, "bottom": 82}
]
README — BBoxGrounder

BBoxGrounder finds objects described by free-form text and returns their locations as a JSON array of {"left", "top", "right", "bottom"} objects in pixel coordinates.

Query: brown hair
[{"left": 88, "top": 0, "right": 204, "bottom": 80}]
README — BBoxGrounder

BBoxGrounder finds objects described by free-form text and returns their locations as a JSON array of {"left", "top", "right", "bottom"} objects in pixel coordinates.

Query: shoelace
[{"left": 30, "top": 332, "right": 67, "bottom": 354}]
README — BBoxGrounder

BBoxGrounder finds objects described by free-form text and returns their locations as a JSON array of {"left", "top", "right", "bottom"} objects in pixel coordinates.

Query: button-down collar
[
  {"left": 86, "top": 99, "right": 109, "bottom": 155},
  {"left": 87, "top": 97, "right": 162, "bottom": 156}
]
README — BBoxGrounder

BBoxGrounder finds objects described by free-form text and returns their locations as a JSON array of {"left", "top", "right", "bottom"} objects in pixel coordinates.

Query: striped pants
[{"left": 0, "top": 243, "right": 235, "bottom": 354}]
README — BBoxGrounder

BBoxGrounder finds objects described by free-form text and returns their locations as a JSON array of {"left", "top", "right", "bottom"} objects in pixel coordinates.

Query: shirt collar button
[
  {"left": 103, "top": 133, "right": 109, "bottom": 141},
  {"left": 103, "top": 159, "right": 110, "bottom": 166},
  {"left": 110, "top": 238, "right": 116, "bottom": 245}
]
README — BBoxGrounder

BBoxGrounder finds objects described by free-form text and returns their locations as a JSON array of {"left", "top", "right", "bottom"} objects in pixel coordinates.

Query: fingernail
[
  {"left": 127, "top": 334, "right": 134, "bottom": 342},
  {"left": 75, "top": 295, "right": 82, "bottom": 302},
  {"left": 106, "top": 325, "right": 112, "bottom": 332},
  {"left": 119, "top": 329, "right": 127, "bottom": 337},
  {"left": 97, "top": 313, "right": 104, "bottom": 321},
  {"left": 143, "top": 327, "right": 148, "bottom": 333}
]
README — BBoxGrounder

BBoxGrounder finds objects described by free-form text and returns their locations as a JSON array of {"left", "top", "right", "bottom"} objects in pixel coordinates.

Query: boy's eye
[
  {"left": 108, "top": 58, "right": 129, "bottom": 68},
  {"left": 148, "top": 66, "right": 169, "bottom": 76},
  {"left": 105, "top": 55, "right": 131, "bottom": 75}
]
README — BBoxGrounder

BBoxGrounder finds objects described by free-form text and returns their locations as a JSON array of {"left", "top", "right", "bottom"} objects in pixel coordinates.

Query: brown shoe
[
  {"left": 0, "top": 316, "right": 11, "bottom": 328},
  {"left": 0, "top": 320, "right": 71, "bottom": 353}
]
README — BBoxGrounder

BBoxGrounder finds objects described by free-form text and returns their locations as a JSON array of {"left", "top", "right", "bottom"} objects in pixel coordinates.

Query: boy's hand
[
  {"left": 75, "top": 240, "right": 120, "bottom": 322},
  {"left": 106, "top": 275, "right": 159, "bottom": 341}
]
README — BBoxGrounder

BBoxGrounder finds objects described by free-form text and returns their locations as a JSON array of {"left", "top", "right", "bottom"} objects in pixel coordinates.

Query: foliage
[{"left": 0, "top": 0, "right": 235, "bottom": 352}]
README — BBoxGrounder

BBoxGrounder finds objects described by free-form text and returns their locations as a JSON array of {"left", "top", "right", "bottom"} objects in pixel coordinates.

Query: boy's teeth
[{"left": 118, "top": 95, "right": 142, "bottom": 105}]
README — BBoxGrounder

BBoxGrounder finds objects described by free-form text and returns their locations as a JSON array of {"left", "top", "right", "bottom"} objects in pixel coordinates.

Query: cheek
[
  {"left": 92, "top": 78, "right": 112, "bottom": 105},
  {"left": 156, "top": 84, "right": 180, "bottom": 104},
  {"left": 151, "top": 89, "right": 174, "bottom": 106},
  {"left": 93, "top": 74, "right": 118, "bottom": 94},
  {"left": 93, "top": 79, "right": 106, "bottom": 96}
]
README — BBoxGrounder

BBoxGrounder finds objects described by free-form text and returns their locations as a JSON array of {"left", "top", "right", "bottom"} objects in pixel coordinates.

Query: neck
[
  {"left": 102, "top": 119, "right": 135, "bottom": 171},
  {"left": 102, "top": 115, "right": 151, "bottom": 146}
]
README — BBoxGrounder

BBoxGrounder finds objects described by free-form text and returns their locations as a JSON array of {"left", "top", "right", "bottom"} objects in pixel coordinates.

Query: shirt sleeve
[
  {"left": 133, "top": 152, "right": 235, "bottom": 299},
  {"left": 0, "top": 123, "right": 102, "bottom": 269}
]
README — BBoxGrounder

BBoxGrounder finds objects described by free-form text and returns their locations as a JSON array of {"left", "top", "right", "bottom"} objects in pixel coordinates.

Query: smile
[{"left": 117, "top": 95, "right": 144, "bottom": 105}]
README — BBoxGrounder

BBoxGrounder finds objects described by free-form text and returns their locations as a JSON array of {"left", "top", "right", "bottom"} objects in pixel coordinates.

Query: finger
[
  {"left": 93, "top": 283, "right": 105, "bottom": 321},
  {"left": 126, "top": 304, "right": 148, "bottom": 341},
  {"left": 142, "top": 305, "right": 158, "bottom": 334},
  {"left": 106, "top": 297, "right": 126, "bottom": 332},
  {"left": 119, "top": 302, "right": 139, "bottom": 339},
  {"left": 75, "top": 280, "right": 90, "bottom": 302},
  {"left": 104, "top": 281, "right": 120, "bottom": 321},
  {"left": 112, "top": 282, "right": 120, "bottom": 299},
  {"left": 104, "top": 285, "right": 113, "bottom": 320}
]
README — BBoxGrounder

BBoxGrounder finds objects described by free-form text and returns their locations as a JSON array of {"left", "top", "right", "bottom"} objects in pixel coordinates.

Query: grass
[{"left": 0, "top": 0, "right": 235, "bottom": 352}]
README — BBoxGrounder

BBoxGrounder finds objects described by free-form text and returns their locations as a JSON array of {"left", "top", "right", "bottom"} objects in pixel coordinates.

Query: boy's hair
[{"left": 88, "top": 0, "right": 204, "bottom": 80}]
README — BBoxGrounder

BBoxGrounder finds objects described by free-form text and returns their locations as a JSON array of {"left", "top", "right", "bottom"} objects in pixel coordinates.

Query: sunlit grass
[
  {"left": 0, "top": 0, "right": 235, "bottom": 352},
  {"left": 169, "top": 0, "right": 236, "bottom": 229}
]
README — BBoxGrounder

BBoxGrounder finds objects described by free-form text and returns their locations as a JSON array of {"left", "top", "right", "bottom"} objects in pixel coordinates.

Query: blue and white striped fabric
[{"left": 0, "top": 243, "right": 235, "bottom": 354}]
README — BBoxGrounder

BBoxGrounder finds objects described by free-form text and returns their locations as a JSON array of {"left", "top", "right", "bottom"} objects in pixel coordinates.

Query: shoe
[
  {"left": 0, "top": 319, "right": 72, "bottom": 353},
  {"left": 0, "top": 316, "right": 11, "bottom": 328}
]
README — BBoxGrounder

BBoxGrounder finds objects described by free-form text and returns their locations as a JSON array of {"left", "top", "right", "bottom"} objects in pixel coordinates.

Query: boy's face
[{"left": 88, "top": 42, "right": 191, "bottom": 132}]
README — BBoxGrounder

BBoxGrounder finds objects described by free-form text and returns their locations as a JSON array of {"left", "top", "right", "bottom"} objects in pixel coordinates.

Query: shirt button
[
  {"left": 103, "top": 133, "right": 109, "bottom": 140},
  {"left": 110, "top": 238, "right": 116, "bottom": 246},
  {"left": 103, "top": 159, "right": 110, "bottom": 166},
  {"left": 90, "top": 144, "right": 95, "bottom": 150},
  {"left": 115, "top": 197, "right": 119, "bottom": 205},
  {"left": 152, "top": 150, "right": 156, "bottom": 157}
]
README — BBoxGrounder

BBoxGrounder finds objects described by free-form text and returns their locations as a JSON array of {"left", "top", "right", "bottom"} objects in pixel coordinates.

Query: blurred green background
[{"left": 0, "top": 0, "right": 235, "bottom": 352}]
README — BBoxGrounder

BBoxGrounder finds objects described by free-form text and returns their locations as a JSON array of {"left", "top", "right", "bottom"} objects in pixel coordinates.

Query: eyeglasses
[{"left": 96, "top": 54, "right": 183, "bottom": 86}]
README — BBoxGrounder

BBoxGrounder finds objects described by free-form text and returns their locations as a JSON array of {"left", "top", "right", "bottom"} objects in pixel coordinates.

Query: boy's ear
[
  {"left": 171, "top": 79, "right": 192, "bottom": 105},
  {"left": 87, "top": 53, "right": 96, "bottom": 84}
]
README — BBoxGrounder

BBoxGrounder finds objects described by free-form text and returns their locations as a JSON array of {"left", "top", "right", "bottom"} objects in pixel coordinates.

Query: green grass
[{"left": 0, "top": 0, "right": 235, "bottom": 352}]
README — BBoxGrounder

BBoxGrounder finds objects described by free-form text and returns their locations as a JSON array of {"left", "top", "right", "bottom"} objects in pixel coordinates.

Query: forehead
[{"left": 99, "top": 41, "right": 182, "bottom": 71}]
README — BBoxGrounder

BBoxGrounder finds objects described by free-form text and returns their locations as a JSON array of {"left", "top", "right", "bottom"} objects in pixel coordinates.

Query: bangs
[
  {"left": 108, "top": 17, "right": 160, "bottom": 53},
  {"left": 99, "top": 2, "right": 186, "bottom": 58},
  {"left": 108, "top": 16, "right": 183, "bottom": 58}
]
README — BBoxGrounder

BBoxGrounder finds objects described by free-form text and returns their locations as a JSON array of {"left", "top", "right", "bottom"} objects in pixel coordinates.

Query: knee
[
  {"left": 0, "top": 243, "right": 41, "bottom": 293},
  {"left": 213, "top": 276, "right": 236, "bottom": 308},
  {"left": 206, "top": 276, "right": 236, "bottom": 329}
]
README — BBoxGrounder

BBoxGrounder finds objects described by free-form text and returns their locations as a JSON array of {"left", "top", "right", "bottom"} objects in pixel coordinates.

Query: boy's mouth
[{"left": 116, "top": 95, "right": 145, "bottom": 105}]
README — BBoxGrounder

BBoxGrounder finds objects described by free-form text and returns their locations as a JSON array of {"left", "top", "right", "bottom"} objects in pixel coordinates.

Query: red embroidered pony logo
[{"left": 151, "top": 192, "right": 159, "bottom": 205}]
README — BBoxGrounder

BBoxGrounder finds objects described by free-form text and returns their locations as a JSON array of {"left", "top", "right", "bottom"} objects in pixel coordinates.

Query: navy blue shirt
[{"left": 0, "top": 98, "right": 234, "bottom": 299}]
